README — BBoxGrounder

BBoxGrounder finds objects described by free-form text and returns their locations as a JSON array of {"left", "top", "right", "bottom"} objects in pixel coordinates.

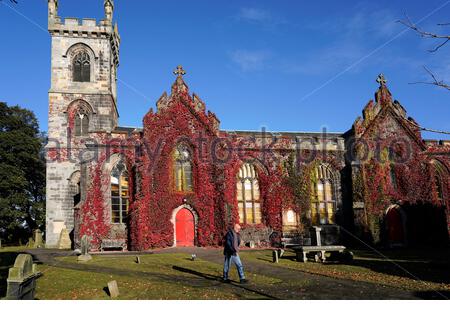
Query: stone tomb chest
[{"left": 6, "top": 254, "right": 41, "bottom": 300}]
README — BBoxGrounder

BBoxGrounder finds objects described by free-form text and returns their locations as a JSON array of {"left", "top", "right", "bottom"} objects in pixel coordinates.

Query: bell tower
[{"left": 45, "top": 0, "right": 121, "bottom": 247}]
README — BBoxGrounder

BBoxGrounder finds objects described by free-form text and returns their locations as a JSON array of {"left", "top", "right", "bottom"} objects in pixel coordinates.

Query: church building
[{"left": 45, "top": 0, "right": 450, "bottom": 250}]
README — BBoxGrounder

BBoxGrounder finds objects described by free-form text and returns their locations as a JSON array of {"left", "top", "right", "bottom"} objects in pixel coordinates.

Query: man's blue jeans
[{"left": 223, "top": 254, "right": 245, "bottom": 280}]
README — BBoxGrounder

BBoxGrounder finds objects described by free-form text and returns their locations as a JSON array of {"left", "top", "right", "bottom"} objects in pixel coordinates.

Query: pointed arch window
[
  {"left": 237, "top": 163, "right": 261, "bottom": 224},
  {"left": 74, "top": 109, "right": 89, "bottom": 136},
  {"left": 111, "top": 159, "right": 129, "bottom": 224},
  {"left": 174, "top": 144, "right": 193, "bottom": 192},
  {"left": 73, "top": 52, "right": 91, "bottom": 82},
  {"left": 390, "top": 164, "right": 398, "bottom": 191},
  {"left": 311, "top": 164, "right": 336, "bottom": 225},
  {"left": 433, "top": 161, "right": 446, "bottom": 202}
]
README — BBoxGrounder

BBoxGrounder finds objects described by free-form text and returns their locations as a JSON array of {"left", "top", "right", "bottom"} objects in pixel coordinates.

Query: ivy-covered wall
[{"left": 69, "top": 76, "right": 449, "bottom": 251}]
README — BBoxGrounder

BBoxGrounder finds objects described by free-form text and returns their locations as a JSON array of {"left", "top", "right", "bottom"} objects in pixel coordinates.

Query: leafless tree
[{"left": 399, "top": 15, "right": 450, "bottom": 91}]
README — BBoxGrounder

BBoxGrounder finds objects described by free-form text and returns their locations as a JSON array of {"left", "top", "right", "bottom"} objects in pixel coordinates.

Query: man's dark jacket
[{"left": 223, "top": 229, "right": 241, "bottom": 256}]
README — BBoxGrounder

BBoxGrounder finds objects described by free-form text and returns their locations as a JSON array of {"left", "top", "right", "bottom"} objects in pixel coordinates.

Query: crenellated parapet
[{"left": 48, "top": 1, "right": 120, "bottom": 66}]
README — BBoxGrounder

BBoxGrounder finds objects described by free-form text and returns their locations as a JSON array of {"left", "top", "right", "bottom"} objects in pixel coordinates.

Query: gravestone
[
  {"left": 107, "top": 280, "right": 119, "bottom": 298},
  {"left": 33, "top": 230, "right": 43, "bottom": 248},
  {"left": 272, "top": 250, "right": 279, "bottom": 263},
  {"left": 26, "top": 237, "right": 34, "bottom": 248},
  {"left": 57, "top": 228, "right": 71, "bottom": 250},
  {"left": 6, "top": 254, "right": 41, "bottom": 300},
  {"left": 77, "top": 235, "right": 92, "bottom": 262},
  {"left": 310, "top": 226, "right": 322, "bottom": 246},
  {"left": 135, "top": 256, "right": 141, "bottom": 264}
]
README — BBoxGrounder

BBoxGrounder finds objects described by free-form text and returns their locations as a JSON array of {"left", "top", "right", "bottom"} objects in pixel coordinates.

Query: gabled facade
[{"left": 45, "top": 2, "right": 450, "bottom": 250}]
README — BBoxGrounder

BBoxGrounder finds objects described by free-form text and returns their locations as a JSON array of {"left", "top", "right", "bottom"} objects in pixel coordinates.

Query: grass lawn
[
  {"left": 1, "top": 250, "right": 291, "bottom": 300},
  {"left": 39, "top": 253, "right": 289, "bottom": 300},
  {"left": 1, "top": 246, "right": 449, "bottom": 299},
  {"left": 239, "top": 248, "right": 450, "bottom": 293}
]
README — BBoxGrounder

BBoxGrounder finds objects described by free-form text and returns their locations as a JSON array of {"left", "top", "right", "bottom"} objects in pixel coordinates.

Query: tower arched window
[
  {"left": 174, "top": 144, "right": 193, "bottom": 192},
  {"left": 74, "top": 109, "right": 89, "bottom": 136},
  {"left": 111, "top": 159, "right": 129, "bottom": 224},
  {"left": 73, "top": 51, "right": 91, "bottom": 82},
  {"left": 237, "top": 163, "right": 261, "bottom": 224},
  {"left": 311, "top": 164, "right": 336, "bottom": 225}
]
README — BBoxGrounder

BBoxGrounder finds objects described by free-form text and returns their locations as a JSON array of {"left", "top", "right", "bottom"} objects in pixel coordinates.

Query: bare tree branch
[
  {"left": 409, "top": 66, "right": 450, "bottom": 91},
  {"left": 398, "top": 15, "right": 450, "bottom": 52}
]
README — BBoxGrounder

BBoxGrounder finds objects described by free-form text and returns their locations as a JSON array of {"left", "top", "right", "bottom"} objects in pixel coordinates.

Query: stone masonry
[
  {"left": 44, "top": 1, "right": 450, "bottom": 250},
  {"left": 45, "top": 0, "right": 120, "bottom": 247}
]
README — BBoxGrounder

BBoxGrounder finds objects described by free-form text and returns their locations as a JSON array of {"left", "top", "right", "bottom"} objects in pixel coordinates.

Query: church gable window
[
  {"left": 174, "top": 144, "right": 193, "bottom": 192},
  {"left": 433, "top": 161, "right": 446, "bottom": 202},
  {"left": 111, "top": 159, "right": 129, "bottom": 224},
  {"left": 73, "top": 51, "right": 91, "bottom": 82},
  {"left": 311, "top": 164, "right": 336, "bottom": 225},
  {"left": 237, "top": 163, "right": 261, "bottom": 224}
]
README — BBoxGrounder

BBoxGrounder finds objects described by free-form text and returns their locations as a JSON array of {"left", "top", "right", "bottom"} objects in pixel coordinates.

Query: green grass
[
  {"left": 2, "top": 246, "right": 449, "bottom": 299},
  {"left": 239, "top": 248, "right": 450, "bottom": 292},
  {"left": 34, "top": 253, "right": 283, "bottom": 300}
]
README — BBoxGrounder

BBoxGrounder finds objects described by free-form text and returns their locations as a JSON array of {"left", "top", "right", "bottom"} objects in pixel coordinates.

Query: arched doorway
[
  {"left": 385, "top": 205, "right": 406, "bottom": 246},
  {"left": 175, "top": 208, "right": 195, "bottom": 247}
]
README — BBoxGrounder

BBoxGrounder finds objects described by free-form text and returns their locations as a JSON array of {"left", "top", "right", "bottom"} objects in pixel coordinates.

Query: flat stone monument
[
  {"left": 6, "top": 254, "right": 41, "bottom": 300},
  {"left": 57, "top": 228, "right": 71, "bottom": 250},
  {"left": 107, "top": 280, "right": 119, "bottom": 298}
]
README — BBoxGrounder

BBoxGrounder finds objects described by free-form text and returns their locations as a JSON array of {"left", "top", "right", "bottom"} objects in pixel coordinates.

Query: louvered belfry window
[{"left": 73, "top": 52, "right": 91, "bottom": 82}]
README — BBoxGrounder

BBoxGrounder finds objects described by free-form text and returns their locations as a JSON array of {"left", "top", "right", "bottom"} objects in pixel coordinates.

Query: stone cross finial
[
  {"left": 173, "top": 65, "right": 186, "bottom": 77},
  {"left": 376, "top": 74, "right": 387, "bottom": 86}
]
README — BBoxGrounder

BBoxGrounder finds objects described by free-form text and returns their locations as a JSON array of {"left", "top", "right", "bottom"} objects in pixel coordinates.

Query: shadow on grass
[
  {"left": 345, "top": 249, "right": 450, "bottom": 285},
  {"left": 172, "top": 266, "right": 279, "bottom": 300},
  {"left": 414, "top": 290, "right": 450, "bottom": 300}
]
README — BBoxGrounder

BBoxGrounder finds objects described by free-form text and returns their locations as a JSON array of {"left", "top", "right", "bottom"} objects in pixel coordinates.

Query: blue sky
[{"left": 1, "top": 0, "right": 450, "bottom": 139}]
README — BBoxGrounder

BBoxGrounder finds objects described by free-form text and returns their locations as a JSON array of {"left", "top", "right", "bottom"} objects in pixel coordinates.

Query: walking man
[{"left": 223, "top": 223, "right": 248, "bottom": 284}]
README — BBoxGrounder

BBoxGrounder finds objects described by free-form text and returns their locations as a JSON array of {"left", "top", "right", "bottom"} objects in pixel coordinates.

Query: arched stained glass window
[
  {"left": 237, "top": 163, "right": 261, "bottom": 224},
  {"left": 174, "top": 144, "right": 193, "bottom": 192},
  {"left": 73, "top": 52, "right": 91, "bottom": 82},
  {"left": 311, "top": 164, "right": 336, "bottom": 225},
  {"left": 111, "top": 159, "right": 129, "bottom": 224}
]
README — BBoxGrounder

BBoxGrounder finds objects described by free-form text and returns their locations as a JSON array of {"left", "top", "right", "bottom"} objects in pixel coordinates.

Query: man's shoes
[
  {"left": 240, "top": 279, "right": 249, "bottom": 284},
  {"left": 222, "top": 279, "right": 231, "bottom": 283}
]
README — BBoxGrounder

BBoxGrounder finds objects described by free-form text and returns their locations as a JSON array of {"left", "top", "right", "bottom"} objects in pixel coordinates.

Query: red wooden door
[
  {"left": 386, "top": 207, "right": 404, "bottom": 244},
  {"left": 176, "top": 208, "right": 195, "bottom": 246}
]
